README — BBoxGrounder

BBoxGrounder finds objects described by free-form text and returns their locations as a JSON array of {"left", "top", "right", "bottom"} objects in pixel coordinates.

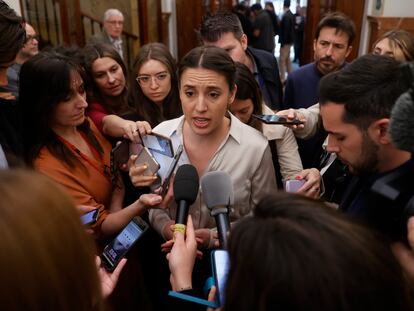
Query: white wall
[
  {"left": 359, "top": 0, "right": 414, "bottom": 56},
  {"left": 5, "top": 0, "right": 21, "bottom": 16}
]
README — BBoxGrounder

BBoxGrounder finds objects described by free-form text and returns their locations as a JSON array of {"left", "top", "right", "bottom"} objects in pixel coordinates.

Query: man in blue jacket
[{"left": 199, "top": 11, "right": 283, "bottom": 111}]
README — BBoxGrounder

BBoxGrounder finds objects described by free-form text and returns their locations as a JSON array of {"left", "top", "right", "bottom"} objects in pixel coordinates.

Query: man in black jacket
[
  {"left": 200, "top": 11, "right": 283, "bottom": 111},
  {"left": 279, "top": 0, "right": 295, "bottom": 83},
  {"left": 0, "top": 1, "right": 26, "bottom": 168}
]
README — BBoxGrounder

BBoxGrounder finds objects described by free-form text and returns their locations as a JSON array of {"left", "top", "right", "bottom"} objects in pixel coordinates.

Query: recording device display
[
  {"left": 101, "top": 217, "right": 148, "bottom": 272},
  {"left": 135, "top": 146, "right": 160, "bottom": 176},
  {"left": 80, "top": 209, "right": 99, "bottom": 226},
  {"left": 141, "top": 132, "right": 174, "bottom": 157},
  {"left": 211, "top": 250, "right": 230, "bottom": 307},
  {"left": 252, "top": 114, "right": 304, "bottom": 125},
  {"left": 160, "top": 145, "right": 183, "bottom": 197},
  {"left": 110, "top": 140, "right": 130, "bottom": 174},
  {"left": 285, "top": 179, "right": 306, "bottom": 193}
]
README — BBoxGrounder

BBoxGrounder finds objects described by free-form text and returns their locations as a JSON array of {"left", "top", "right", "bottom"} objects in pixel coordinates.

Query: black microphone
[
  {"left": 201, "top": 171, "right": 234, "bottom": 249},
  {"left": 174, "top": 164, "right": 199, "bottom": 233}
]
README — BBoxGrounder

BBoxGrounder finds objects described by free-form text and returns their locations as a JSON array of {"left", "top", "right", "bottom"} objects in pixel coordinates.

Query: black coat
[{"left": 247, "top": 46, "right": 283, "bottom": 110}]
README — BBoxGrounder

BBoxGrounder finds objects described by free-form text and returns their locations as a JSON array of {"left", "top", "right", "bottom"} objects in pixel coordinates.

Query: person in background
[
  {"left": 82, "top": 43, "right": 133, "bottom": 134},
  {"left": 0, "top": 1, "right": 26, "bottom": 169},
  {"left": 200, "top": 11, "right": 283, "bottom": 111},
  {"left": 264, "top": 2, "right": 279, "bottom": 38},
  {"left": 90, "top": 9, "right": 125, "bottom": 59},
  {"left": 101, "top": 43, "right": 182, "bottom": 142},
  {"left": 20, "top": 51, "right": 162, "bottom": 237},
  {"left": 250, "top": 3, "right": 275, "bottom": 53},
  {"left": 373, "top": 29, "right": 414, "bottom": 62},
  {"left": 167, "top": 192, "right": 414, "bottom": 311},
  {"left": 293, "top": 5, "right": 305, "bottom": 65},
  {"left": 0, "top": 170, "right": 129, "bottom": 310},
  {"left": 283, "top": 12, "right": 355, "bottom": 170},
  {"left": 230, "top": 62, "right": 321, "bottom": 195},
  {"left": 0, "top": 22, "right": 38, "bottom": 99},
  {"left": 278, "top": 0, "right": 295, "bottom": 83},
  {"left": 233, "top": 3, "right": 254, "bottom": 45}
]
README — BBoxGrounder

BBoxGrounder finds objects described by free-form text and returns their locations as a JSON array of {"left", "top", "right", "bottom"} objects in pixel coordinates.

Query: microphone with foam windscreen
[
  {"left": 389, "top": 62, "right": 414, "bottom": 153},
  {"left": 173, "top": 164, "right": 199, "bottom": 234},
  {"left": 389, "top": 90, "right": 414, "bottom": 153},
  {"left": 201, "top": 171, "right": 234, "bottom": 249}
]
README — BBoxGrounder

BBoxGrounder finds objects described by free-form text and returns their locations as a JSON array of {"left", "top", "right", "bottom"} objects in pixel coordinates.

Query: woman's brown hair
[
  {"left": 129, "top": 42, "right": 181, "bottom": 127},
  {"left": 82, "top": 43, "right": 132, "bottom": 115},
  {"left": 373, "top": 29, "right": 414, "bottom": 62},
  {"left": 0, "top": 170, "right": 104, "bottom": 311}
]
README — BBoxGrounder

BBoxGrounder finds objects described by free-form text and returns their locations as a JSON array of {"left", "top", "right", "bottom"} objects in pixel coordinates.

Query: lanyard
[{"left": 56, "top": 132, "right": 111, "bottom": 182}]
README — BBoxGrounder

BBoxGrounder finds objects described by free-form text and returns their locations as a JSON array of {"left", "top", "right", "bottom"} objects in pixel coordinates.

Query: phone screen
[
  {"left": 80, "top": 209, "right": 98, "bottom": 226},
  {"left": 142, "top": 133, "right": 174, "bottom": 157},
  {"left": 253, "top": 114, "right": 303, "bottom": 125},
  {"left": 212, "top": 250, "right": 230, "bottom": 306},
  {"left": 101, "top": 217, "right": 148, "bottom": 271}
]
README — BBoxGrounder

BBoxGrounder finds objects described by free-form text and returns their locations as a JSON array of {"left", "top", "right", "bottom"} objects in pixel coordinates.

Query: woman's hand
[
  {"left": 295, "top": 168, "right": 321, "bottom": 198},
  {"left": 166, "top": 216, "right": 197, "bottom": 291},
  {"left": 96, "top": 256, "right": 127, "bottom": 298},
  {"left": 195, "top": 228, "right": 219, "bottom": 249},
  {"left": 118, "top": 120, "right": 152, "bottom": 143},
  {"left": 128, "top": 155, "right": 158, "bottom": 187}
]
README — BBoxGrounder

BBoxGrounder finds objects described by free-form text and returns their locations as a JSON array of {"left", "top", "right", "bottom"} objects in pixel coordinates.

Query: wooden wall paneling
[
  {"left": 367, "top": 16, "right": 414, "bottom": 53},
  {"left": 176, "top": 0, "right": 204, "bottom": 59}
]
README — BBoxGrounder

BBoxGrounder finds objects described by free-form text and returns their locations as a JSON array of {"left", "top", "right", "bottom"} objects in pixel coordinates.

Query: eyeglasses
[
  {"left": 107, "top": 20, "right": 124, "bottom": 26},
  {"left": 136, "top": 72, "right": 169, "bottom": 87},
  {"left": 25, "top": 35, "right": 39, "bottom": 43}
]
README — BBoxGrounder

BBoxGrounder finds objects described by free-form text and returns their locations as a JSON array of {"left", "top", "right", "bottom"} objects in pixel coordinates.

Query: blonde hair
[
  {"left": 373, "top": 29, "right": 414, "bottom": 61},
  {"left": 0, "top": 170, "right": 104, "bottom": 311}
]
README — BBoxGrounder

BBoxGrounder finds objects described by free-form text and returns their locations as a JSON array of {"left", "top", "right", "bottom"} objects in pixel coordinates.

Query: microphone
[
  {"left": 201, "top": 171, "right": 234, "bottom": 249},
  {"left": 389, "top": 62, "right": 414, "bottom": 153},
  {"left": 173, "top": 164, "right": 199, "bottom": 234},
  {"left": 389, "top": 90, "right": 414, "bottom": 153}
]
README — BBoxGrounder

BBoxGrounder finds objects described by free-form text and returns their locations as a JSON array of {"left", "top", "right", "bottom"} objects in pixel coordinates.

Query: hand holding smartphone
[
  {"left": 211, "top": 250, "right": 230, "bottom": 307},
  {"left": 80, "top": 209, "right": 99, "bottom": 226},
  {"left": 135, "top": 147, "right": 160, "bottom": 176},
  {"left": 252, "top": 114, "right": 304, "bottom": 125},
  {"left": 285, "top": 179, "right": 306, "bottom": 193},
  {"left": 101, "top": 217, "right": 149, "bottom": 272}
]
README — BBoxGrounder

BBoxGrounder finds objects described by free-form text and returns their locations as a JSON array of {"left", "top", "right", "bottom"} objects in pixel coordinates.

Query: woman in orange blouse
[{"left": 20, "top": 51, "right": 162, "bottom": 236}]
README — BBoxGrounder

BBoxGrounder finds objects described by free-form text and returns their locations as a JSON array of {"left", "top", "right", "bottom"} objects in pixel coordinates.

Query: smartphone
[
  {"left": 101, "top": 217, "right": 149, "bottom": 272},
  {"left": 211, "top": 250, "right": 230, "bottom": 307},
  {"left": 80, "top": 209, "right": 99, "bottom": 226},
  {"left": 141, "top": 132, "right": 174, "bottom": 157},
  {"left": 159, "top": 145, "right": 183, "bottom": 196},
  {"left": 285, "top": 179, "right": 306, "bottom": 192},
  {"left": 110, "top": 140, "right": 130, "bottom": 174},
  {"left": 135, "top": 146, "right": 160, "bottom": 176},
  {"left": 252, "top": 114, "right": 304, "bottom": 125}
]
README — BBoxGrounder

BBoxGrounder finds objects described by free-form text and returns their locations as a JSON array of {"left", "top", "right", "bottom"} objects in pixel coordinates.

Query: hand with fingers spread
[
  {"left": 295, "top": 168, "right": 322, "bottom": 198},
  {"left": 166, "top": 216, "right": 198, "bottom": 292}
]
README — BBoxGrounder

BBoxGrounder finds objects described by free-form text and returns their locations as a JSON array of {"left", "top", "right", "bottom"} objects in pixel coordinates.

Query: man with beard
[
  {"left": 319, "top": 54, "right": 413, "bottom": 240},
  {"left": 282, "top": 12, "right": 355, "bottom": 169}
]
